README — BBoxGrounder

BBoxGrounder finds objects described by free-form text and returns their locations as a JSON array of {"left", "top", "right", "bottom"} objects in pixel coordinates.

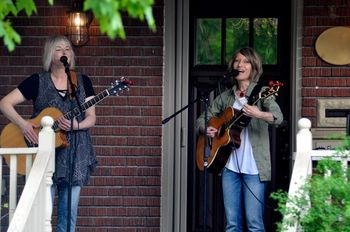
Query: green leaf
[
  {"left": 84, "top": 0, "right": 155, "bottom": 40},
  {"left": 0, "top": 20, "right": 21, "bottom": 52},
  {"left": 16, "top": 0, "right": 37, "bottom": 16},
  {"left": 1, "top": 0, "right": 156, "bottom": 51},
  {"left": 144, "top": 6, "right": 156, "bottom": 31},
  {"left": 0, "top": 0, "right": 18, "bottom": 18}
]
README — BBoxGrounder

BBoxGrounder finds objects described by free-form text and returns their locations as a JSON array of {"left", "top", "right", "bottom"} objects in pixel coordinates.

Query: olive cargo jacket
[{"left": 196, "top": 82, "right": 283, "bottom": 181}]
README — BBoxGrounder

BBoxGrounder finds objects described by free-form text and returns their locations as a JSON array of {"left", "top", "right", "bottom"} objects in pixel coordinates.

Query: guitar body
[
  {"left": 196, "top": 107, "right": 235, "bottom": 174},
  {"left": 0, "top": 107, "right": 68, "bottom": 175}
]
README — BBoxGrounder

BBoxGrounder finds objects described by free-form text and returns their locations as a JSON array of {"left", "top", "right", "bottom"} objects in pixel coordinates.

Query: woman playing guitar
[
  {"left": 196, "top": 47, "right": 283, "bottom": 231},
  {"left": 0, "top": 35, "right": 97, "bottom": 232}
]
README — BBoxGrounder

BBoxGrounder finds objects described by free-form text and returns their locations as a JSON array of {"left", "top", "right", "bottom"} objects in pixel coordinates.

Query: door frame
[{"left": 161, "top": 0, "right": 303, "bottom": 231}]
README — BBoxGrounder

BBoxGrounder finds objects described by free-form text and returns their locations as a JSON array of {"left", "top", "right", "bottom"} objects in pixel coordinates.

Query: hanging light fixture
[{"left": 66, "top": 0, "right": 93, "bottom": 46}]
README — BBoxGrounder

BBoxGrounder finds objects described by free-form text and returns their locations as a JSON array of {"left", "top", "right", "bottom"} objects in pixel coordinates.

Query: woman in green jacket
[{"left": 196, "top": 47, "right": 283, "bottom": 232}]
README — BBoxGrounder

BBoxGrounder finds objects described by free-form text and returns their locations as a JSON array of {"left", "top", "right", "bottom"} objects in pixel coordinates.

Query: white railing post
[
  {"left": 296, "top": 117, "right": 312, "bottom": 153},
  {"left": 284, "top": 118, "right": 313, "bottom": 232},
  {"left": 7, "top": 116, "right": 55, "bottom": 232},
  {"left": 43, "top": 117, "right": 55, "bottom": 232}
]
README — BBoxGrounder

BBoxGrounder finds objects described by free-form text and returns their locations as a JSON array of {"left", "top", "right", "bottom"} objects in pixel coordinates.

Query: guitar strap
[
  {"left": 68, "top": 70, "right": 78, "bottom": 100},
  {"left": 234, "top": 83, "right": 263, "bottom": 128},
  {"left": 247, "top": 83, "right": 263, "bottom": 105}
]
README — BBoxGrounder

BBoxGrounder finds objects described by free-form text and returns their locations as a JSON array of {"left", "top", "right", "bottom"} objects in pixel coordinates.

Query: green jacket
[{"left": 196, "top": 82, "right": 283, "bottom": 181}]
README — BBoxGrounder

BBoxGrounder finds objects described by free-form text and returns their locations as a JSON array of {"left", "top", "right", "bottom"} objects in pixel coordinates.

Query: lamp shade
[{"left": 66, "top": 1, "right": 92, "bottom": 46}]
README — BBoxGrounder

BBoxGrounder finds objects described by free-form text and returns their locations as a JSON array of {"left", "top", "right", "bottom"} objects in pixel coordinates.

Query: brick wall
[
  {"left": 303, "top": 0, "right": 350, "bottom": 126},
  {"left": 0, "top": 0, "right": 163, "bottom": 231}
]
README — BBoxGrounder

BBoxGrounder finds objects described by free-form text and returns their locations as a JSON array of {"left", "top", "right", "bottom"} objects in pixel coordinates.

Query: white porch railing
[
  {"left": 0, "top": 116, "right": 55, "bottom": 232},
  {"left": 285, "top": 118, "right": 349, "bottom": 231}
]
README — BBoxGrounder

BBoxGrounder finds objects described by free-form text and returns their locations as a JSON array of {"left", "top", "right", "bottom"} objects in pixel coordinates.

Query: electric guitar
[
  {"left": 0, "top": 77, "right": 132, "bottom": 175},
  {"left": 196, "top": 81, "right": 283, "bottom": 174}
]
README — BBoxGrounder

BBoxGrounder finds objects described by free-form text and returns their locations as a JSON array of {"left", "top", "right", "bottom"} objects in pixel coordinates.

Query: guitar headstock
[
  {"left": 108, "top": 77, "right": 133, "bottom": 96},
  {"left": 261, "top": 81, "right": 284, "bottom": 99}
]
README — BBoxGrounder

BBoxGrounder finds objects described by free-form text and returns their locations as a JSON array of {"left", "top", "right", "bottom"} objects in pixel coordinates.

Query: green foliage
[
  {"left": 0, "top": 0, "right": 45, "bottom": 51},
  {"left": 84, "top": 0, "right": 155, "bottom": 40},
  {"left": 335, "top": 136, "right": 350, "bottom": 154},
  {"left": 0, "top": 0, "right": 25, "bottom": 51},
  {"left": 196, "top": 17, "right": 278, "bottom": 65},
  {"left": 0, "top": 0, "right": 156, "bottom": 52},
  {"left": 15, "top": 0, "right": 37, "bottom": 15},
  {"left": 253, "top": 18, "right": 278, "bottom": 64},
  {"left": 271, "top": 150, "right": 350, "bottom": 232},
  {"left": 196, "top": 18, "right": 222, "bottom": 64},
  {"left": 0, "top": 20, "right": 21, "bottom": 52},
  {"left": 225, "top": 18, "right": 249, "bottom": 63}
]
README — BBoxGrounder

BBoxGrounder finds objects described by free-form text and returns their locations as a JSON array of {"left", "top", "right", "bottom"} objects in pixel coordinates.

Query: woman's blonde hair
[
  {"left": 228, "top": 47, "right": 263, "bottom": 83},
  {"left": 42, "top": 35, "right": 75, "bottom": 71}
]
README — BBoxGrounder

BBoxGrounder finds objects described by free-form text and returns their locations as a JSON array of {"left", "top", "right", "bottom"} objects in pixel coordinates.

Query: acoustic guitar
[
  {"left": 0, "top": 77, "right": 132, "bottom": 175},
  {"left": 196, "top": 81, "right": 283, "bottom": 174}
]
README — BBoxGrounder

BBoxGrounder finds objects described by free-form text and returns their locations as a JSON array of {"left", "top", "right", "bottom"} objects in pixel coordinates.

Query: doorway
[{"left": 186, "top": 0, "right": 292, "bottom": 231}]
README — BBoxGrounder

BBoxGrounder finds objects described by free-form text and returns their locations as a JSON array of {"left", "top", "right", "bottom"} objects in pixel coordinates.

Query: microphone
[
  {"left": 60, "top": 56, "right": 69, "bottom": 69},
  {"left": 220, "top": 69, "right": 240, "bottom": 84},
  {"left": 223, "top": 69, "right": 239, "bottom": 79}
]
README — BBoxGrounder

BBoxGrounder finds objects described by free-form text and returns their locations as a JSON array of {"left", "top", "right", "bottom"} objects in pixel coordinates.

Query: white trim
[{"left": 161, "top": 0, "right": 190, "bottom": 231}]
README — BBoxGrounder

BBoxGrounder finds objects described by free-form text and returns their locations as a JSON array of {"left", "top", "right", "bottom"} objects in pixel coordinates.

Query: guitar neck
[
  {"left": 52, "top": 89, "right": 111, "bottom": 130},
  {"left": 228, "top": 82, "right": 281, "bottom": 129},
  {"left": 65, "top": 89, "right": 110, "bottom": 120}
]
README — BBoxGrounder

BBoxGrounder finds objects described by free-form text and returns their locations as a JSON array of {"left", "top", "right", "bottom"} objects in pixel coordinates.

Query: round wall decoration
[{"left": 315, "top": 26, "right": 350, "bottom": 65}]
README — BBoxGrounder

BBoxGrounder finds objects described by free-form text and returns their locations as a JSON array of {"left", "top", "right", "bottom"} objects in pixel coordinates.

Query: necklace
[{"left": 237, "top": 88, "right": 247, "bottom": 97}]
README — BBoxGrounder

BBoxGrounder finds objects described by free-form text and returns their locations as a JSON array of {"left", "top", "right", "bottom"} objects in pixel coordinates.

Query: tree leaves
[
  {"left": 0, "top": 20, "right": 21, "bottom": 51},
  {"left": 0, "top": 0, "right": 41, "bottom": 51},
  {"left": 84, "top": 0, "right": 155, "bottom": 39},
  {"left": 0, "top": 0, "right": 156, "bottom": 51}
]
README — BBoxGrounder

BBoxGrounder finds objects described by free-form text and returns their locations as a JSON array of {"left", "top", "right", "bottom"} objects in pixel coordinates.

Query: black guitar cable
[{"left": 232, "top": 138, "right": 274, "bottom": 210}]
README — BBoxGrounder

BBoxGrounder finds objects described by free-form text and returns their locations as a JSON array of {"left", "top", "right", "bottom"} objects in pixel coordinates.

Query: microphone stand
[
  {"left": 162, "top": 74, "right": 233, "bottom": 231},
  {"left": 202, "top": 96, "right": 210, "bottom": 232},
  {"left": 64, "top": 66, "right": 81, "bottom": 232},
  {"left": 163, "top": 93, "right": 210, "bottom": 231}
]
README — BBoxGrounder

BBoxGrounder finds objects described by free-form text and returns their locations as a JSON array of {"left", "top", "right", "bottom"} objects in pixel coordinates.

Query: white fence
[
  {"left": 0, "top": 116, "right": 55, "bottom": 232},
  {"left": 285, "top": 118, "right": 349, "bottom": 231}
]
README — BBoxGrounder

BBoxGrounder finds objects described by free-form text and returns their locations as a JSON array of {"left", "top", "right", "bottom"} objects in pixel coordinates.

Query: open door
[{"left": 187, "top": 0, "right": 292, "bottom": 230}]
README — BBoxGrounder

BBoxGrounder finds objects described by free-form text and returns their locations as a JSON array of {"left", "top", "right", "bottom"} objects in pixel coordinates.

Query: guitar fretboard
[{"left": 52, "top": 89, "right": 111, "bottom": 130}]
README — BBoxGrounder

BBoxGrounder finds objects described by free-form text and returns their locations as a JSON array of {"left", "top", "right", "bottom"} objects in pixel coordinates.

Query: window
[
  {"left": 195, "top": 18, "right": 222, "bottom": 65},
  {"left": 195, "top": 17, "right": 278, "bottom": 65}
]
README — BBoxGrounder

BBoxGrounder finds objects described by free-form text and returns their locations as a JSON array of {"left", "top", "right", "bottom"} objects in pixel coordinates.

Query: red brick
[{"left": 0, "top": 1, "right": 163, "bottom": 231}]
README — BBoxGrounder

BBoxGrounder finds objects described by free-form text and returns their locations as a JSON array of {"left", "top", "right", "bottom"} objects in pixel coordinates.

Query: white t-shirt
[{"left": 225, "top": 98, "right": 259, "bottom": 174}]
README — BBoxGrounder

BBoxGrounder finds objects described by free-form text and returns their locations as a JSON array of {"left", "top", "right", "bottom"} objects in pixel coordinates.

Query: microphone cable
[{"left": 232, "top": 141, "right": 275, "bottom": 210}]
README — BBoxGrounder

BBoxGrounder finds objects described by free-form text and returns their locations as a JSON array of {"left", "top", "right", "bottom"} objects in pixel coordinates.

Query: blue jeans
[
  {"left": 222, "top": 167, "right": 266, "bottom": 232},
  {"left": 51, "top": 183, "right": 81, "bottom": 232}
]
